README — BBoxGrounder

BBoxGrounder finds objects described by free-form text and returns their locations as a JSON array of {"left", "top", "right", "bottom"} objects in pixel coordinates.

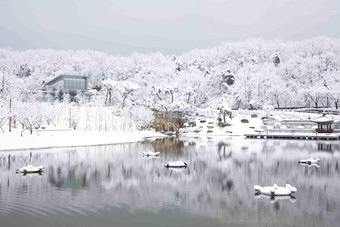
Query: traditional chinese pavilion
[{"left": 312, "top": 113, "right": 334, "bottom": 133}]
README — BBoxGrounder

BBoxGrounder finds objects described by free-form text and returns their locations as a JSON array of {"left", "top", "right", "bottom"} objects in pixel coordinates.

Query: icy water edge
[{"left": 1, "top": 137, "right": 339, "bottom": 227}]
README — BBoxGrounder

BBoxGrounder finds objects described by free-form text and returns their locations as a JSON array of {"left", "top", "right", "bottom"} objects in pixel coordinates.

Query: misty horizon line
[{"left": 1, "top": 36, "right": 339, "bottom": 57}]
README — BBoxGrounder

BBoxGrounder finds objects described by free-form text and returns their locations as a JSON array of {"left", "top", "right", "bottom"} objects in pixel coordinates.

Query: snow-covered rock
[
  {"left": 164, "top": 161, "right": 187, "bottom": 168},
  {"left": 254, "top": 184, "right": 297, "bottom": 196},
  {"left": 298, "top": 158, "right": 320, "bottom": 165},
  {"left": 143, "top": 151, "right": 160, "bottom": 157},
  {"left": 16, "top": 165, "right": 44, "bottom": 173}
]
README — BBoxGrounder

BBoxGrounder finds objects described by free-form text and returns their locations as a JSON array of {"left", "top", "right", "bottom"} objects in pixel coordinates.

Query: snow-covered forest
[{"left": 1, "top": 37, "right": 340, "bottom": 132}]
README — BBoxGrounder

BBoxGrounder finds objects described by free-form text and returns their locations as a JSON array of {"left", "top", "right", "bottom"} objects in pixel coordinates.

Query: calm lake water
[{"left": 1, "top": 137, "right": 339, "bottom": 227}]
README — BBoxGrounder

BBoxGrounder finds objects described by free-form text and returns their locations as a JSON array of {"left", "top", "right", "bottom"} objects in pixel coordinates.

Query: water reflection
[
  {"left": 254, "top": 193, "right": 297, "bottom": 203},
  {"left": 48, "top": 168, "right": 88, "bottom": 189},
  {"left": 318, "top": 143, "right": 333, "bottom": 152},
  {"left": 0, "top": 137, "right": 340, "bottom": 226}
]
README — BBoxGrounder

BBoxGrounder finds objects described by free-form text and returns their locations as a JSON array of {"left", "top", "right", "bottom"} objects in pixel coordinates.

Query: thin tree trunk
[
  {"left": 156, "top": 93, "right": 162, "bottom": 101},
  {"left": 121, "top": 92, "right": 131, "bottom": 109},
  {"left": 276, "top": 100, "right": 280, "bottom": 109},
  {"left": 105, "top": 90, "right": 108, "bottom": 105},
  {"left": 108, "top": 90, "right": 111, "bottom": 105},
  {"left": 310, "top": 96, "right": 319, "bottom": 108},
  {"left": 327, "top": 97, "right": 329, "bottom": 108},
  {"left": 170, "top": 91, "right": 173, "bottom": 103}
]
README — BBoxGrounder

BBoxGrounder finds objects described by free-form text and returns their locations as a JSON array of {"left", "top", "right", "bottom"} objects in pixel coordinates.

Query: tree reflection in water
[{"left": 0, "top": 137, "right": 339, "bottom": 226}]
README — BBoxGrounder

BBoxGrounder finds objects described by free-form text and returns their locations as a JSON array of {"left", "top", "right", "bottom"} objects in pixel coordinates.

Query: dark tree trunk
[
  {"left": 276, "top": 100, "right": 280, "bottom": 109},
  {"left": 156, "top": 93, "right": 162, "bottom": 101},
  {"left": 327, "top": 97, "right": 329, "bottom": 108},
  {"left": 108, "top": 90, "right": 111, "bottom": 105},
  {"left": 105, "top": 92, "right": 108, "bottom": 105},
  {"left": 170, "top": 91, "right": 173, "bottom": 103},
  {"left": 105, "top": 89, "right": 112, "bottom": 105},
  {"left": 121, "top": 91, "right": 132, "bottom": 109}
]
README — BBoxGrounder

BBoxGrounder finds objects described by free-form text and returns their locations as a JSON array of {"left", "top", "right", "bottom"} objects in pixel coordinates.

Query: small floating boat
[
  {"left": 164, "top": 161, "right": 187, "bottom": 168},
  {"left": 254, "top": 184, "right": 297, "bottom": 196},
  {"left": 16, "top": 165, "right": 44, "bottom": 173},
  {"left": 298, "top": 158, "right": 320, "bottom": 165},
  {"left": 143, "top": 151, "right": 160, "bottom": 157}
]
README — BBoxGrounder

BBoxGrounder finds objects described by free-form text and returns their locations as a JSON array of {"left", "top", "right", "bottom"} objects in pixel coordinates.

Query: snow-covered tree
[
  {"left": 305, "top": 83, "right": 328, "bottom": 108},
  {"left": 118, "top": 81, "right": 140, "bottom": 109},
  {"left": 217, "top": 103, "right": 232, "bottom": 122},
  {"left": 184, "top": 87, "right": 196, "bottom": 104},
  {"left": 0, "top": 37, "right": 340, "bottom": 117},
  {"left": 102, "top": 79, "right": 117, "bottom": 106}
]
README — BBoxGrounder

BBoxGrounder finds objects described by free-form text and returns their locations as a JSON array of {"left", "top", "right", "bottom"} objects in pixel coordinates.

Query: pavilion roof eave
[{"left": 311, "top": 116, "right": 334, "bottom": 124}]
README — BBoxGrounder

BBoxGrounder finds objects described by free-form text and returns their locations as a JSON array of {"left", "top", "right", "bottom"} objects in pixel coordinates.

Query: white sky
[{"left": 1, "top": 0, "right": 339, "bottom": 55}]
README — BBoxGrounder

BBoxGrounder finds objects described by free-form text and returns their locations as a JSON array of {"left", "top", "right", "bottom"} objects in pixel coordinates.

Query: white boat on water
[
  {"left": 164, "top": 161, "right": 187, "bottom": 168},
  {"left": 254, "top": 184, "right": 297, "bottom": 196},
  {"left": 16, "top": 165, "right": 44, "bottom": 173}
]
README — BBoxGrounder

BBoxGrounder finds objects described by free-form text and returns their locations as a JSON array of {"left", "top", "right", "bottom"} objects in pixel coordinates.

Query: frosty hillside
[
  {"left": 2, "top": 37, "right": 340, "bottom": 112},
  {"left": 1, "top": 38, "right": 340, "bottom": 150}
]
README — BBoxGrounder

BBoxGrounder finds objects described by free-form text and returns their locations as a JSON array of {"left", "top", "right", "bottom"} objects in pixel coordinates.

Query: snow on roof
[
  {"left": 45, "top": 74, "right": 87, "bottom": 86},
  {"left": 311, "top": 114, "right": 334, "bottom": 124}
]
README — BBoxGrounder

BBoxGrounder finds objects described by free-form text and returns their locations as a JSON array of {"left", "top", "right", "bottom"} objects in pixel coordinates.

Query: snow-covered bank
[
  {"left": 180, "top": 112, "right": 264, "bottom": 136},
  {"left": 180, "top": 110, "right": 340, "bottom": 137},
  {"left": 0, "top": 130, "right": 165, "bottom": 151}
]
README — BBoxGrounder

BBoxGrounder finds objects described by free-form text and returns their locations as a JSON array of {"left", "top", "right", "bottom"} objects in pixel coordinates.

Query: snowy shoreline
[
  {"left": 0, "top": 130, "right": 166, "bottom": 152},
  {"left": 2, "top": 110, "right": 339, "bottom": 151}
]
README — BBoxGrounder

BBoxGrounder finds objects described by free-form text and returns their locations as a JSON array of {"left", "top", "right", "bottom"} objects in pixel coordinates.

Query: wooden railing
[{"left": 316, "top": 129, "right": 334, "bottom": 133}]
